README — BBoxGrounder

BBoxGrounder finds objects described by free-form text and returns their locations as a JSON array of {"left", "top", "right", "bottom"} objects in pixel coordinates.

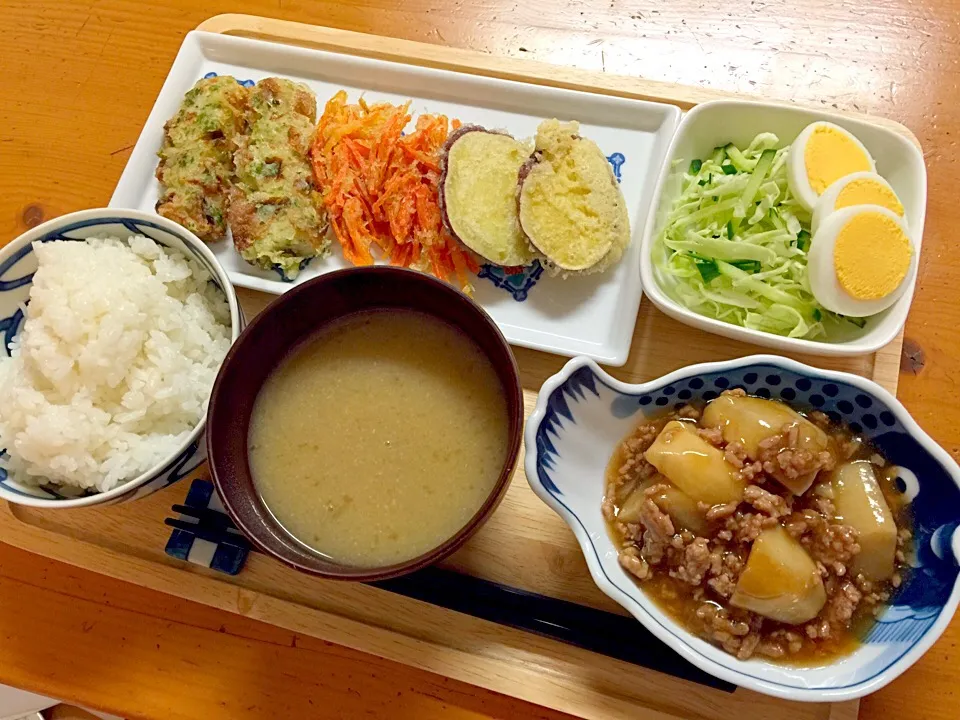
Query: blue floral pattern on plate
[
  {"left": 606, "top": 152, "right": 626, "bottom": 182},
  {"left": 526, "top": 355, "right": 960, "bottom": 699},
  {"left": 203, "top": 70, "right": 254, "bottom": 88},
  {"left": 477, "top": 261, "right": 544, "bottom": 301}
]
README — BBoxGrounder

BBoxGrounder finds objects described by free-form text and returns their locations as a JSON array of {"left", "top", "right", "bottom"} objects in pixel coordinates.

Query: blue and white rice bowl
[
  {"left": 0, "top": 208, "right": 242, "bottom": 508},
  {"left": 525, "top": 355, "right": 960, "bottom": 701}
]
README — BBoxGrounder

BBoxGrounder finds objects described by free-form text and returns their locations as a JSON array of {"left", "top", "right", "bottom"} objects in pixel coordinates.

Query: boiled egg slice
[
  {"left": 812, "top": 171, "right": 904, "bottom": 235},
  {"left": 808, "top": 205, "right": 915, "bottom": 317},
  {"left": 787, "top": 122, "right": 875, "bottom": 212}
]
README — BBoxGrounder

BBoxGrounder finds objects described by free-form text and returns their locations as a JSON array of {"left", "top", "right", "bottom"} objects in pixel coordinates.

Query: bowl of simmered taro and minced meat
[
  {"left": 604, "top": 386, "right": 914, "bottom": 664},
  {"left": 525, "top": 355, "right": 960, "bottom": 700}
]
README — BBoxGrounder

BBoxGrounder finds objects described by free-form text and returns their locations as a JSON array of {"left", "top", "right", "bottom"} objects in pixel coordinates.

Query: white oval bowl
[
  {"left": 525, "top": 354, "right": 960, "bottom": 701},
  {"left": 639, "top": 99, "right": 927, "bottom": 356},
  {"left": 0, "top": 208, "right": 242, "bottom": 508}
]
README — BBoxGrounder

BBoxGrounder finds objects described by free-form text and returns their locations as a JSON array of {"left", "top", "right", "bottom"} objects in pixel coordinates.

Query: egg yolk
[
  {"left": 804, "top": 126, "right": 872, "bottom": 195},
  {"left": 835, "top": 179, "right": 904, "bottom": 216},
  {"left": 834, "top": 212, "right": 911, "bottom": 300}
]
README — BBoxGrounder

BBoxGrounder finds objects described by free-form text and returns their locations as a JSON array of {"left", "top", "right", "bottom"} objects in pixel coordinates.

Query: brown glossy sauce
[{"left": 639, "top": 574, "right": 864, "bottom": 665}]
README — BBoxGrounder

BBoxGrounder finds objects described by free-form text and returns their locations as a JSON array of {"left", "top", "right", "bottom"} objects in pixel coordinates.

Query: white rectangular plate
[{"left": 110, "top": 31, "right": 681, "bottom": 366}]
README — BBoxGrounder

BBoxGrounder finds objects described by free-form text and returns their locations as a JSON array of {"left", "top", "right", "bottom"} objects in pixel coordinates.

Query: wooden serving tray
[{"left": 0, "top": 13, "right": 913, "bottom": 720}]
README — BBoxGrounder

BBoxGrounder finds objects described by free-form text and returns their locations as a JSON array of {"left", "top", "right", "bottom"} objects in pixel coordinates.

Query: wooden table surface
[{"left": 1, "top": 1, "right": 957, "bottom": 718}]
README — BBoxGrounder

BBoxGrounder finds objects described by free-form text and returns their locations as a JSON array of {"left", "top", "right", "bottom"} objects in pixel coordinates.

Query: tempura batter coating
[
  {"left": 229, "top": 78, "right": 329, "bottom": 280},
  {"left": 155, "top": 75, "right": 249, "bottom": 242}
]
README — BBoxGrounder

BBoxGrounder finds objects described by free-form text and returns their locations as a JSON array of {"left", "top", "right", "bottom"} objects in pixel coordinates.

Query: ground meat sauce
[{"left": 604, "top": 389, "right": 912, "bottom": 664}]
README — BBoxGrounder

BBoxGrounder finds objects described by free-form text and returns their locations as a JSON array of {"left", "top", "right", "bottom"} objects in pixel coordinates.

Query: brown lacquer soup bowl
[{"left": 206, "top": 266, "right": 523, "bottom": 581}]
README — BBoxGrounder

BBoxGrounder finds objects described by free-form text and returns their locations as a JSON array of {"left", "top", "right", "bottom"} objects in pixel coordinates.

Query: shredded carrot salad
[{"left": 309, "top": 90, "right": 478, "bottom": 291}]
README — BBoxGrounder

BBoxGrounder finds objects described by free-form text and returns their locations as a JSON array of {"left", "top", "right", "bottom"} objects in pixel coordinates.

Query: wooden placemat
[{"left": 0, "top": 14, "right": 913, "bottom": 720}]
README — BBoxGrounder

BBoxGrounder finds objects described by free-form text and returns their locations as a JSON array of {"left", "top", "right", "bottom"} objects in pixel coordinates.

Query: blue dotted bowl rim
[
  {"left": 524, "top": 353, "right": 960, "bottom": 702},
  {"left": 0, "top": 208, "right": 242, "bottom": 508}
]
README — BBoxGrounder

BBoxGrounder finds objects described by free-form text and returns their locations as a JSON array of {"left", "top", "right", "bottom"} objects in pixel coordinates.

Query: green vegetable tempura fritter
[
  {"left": 228, "top": 77, "right": 330, "bottom": 280},
  {"left": 155, "top": 75, "right": 250, "bottom": 242}
]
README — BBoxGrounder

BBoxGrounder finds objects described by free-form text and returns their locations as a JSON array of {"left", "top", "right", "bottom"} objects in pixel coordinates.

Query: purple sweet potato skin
[
  {"left": 518, "top": 131, "right": 629, "bottom": 271},
  {"left": 437, "top": 124, "right": 516, "bottom": 250},
  {"left": 515, "top": 130, "right": 582, "bottom": 245},
  {"left": 515, "top": 153, "right": 542, "bottom": 245}
]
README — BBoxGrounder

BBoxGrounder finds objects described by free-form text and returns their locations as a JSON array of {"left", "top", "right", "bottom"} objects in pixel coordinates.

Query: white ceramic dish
[
  {"left": 0, "top": 209, "right": 242, "bottom": 508},
  {"left": 109, "top": 31, "right": 681, "bottom": 366},
  {"left": 525, "top": 354, "right": 960, "bottom": 700},
  {"left": 640, "top": 100, "right": 927, "bottom": 356}
]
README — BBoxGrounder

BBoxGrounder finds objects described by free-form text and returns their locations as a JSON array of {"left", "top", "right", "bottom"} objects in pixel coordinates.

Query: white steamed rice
[{"left": 0, "top": 235, "right": 231, "bottom": 493}]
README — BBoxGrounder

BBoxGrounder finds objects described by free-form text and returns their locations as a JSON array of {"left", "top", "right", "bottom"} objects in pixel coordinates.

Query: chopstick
[
  {"left": 171, "top": 503, "right": 237, "bottom": 530},
  {"left": 165, "top": 504, "right": 253, "bottom": 551},
  {"left": 164, "top": 517, "right": 253, "bottom": 550},
  {"left": 160, "top": 493, "right": 730, "bottom": 690}
]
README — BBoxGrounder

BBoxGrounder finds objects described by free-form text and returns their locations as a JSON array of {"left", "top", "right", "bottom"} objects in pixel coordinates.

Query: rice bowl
[
  {"left": 0, "top": 235, "right": 230, "bottom": 493},
  {"left": 0, "top": 209, "right": 241, "bottom": 507}
]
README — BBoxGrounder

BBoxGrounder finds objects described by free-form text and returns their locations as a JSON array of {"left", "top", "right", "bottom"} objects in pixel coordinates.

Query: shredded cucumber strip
[{"left": 665, "top": 235, "right": 779, "bottom": 264}]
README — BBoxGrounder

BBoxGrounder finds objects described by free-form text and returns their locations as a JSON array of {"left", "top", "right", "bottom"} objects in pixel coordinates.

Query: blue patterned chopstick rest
[{"left": 165, "top": 479, "right": 249, "bottom": 575}]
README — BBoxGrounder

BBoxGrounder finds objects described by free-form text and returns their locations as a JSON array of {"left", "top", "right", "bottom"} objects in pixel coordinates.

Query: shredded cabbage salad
[{"left": 653, "top": 134, "right": 861, "bottom": 339}]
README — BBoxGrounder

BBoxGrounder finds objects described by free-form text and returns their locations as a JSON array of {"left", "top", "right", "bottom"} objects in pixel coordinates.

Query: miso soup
[{"left": 248, "top": 309, "right": 509, "bottom": 568}]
